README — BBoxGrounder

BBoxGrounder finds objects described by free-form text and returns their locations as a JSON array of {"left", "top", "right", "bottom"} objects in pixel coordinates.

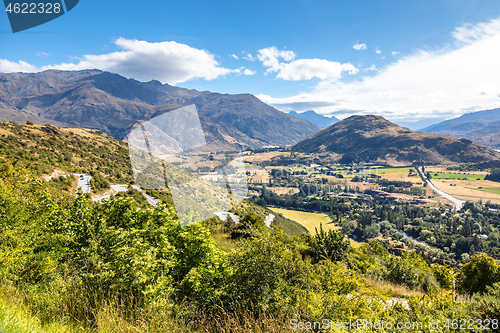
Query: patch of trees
[
  {"left": 485, "top": 168, "right": 500, "bottom": 182},
  {"left": 89, "top": 170, "right": 110, "bottom": 192},
  {"left": 377, "top": 179, "right": 413, "bottom": 188}
]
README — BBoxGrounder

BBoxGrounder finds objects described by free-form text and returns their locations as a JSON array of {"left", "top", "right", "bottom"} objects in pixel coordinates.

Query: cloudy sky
[{"left": 1, "top": 0, "right": 500, "bottom": 123}]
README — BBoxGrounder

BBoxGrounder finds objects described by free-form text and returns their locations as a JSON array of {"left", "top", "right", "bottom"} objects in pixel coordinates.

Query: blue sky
[{"left": 2, "top": 0, "right": 500, "bottom": 122}]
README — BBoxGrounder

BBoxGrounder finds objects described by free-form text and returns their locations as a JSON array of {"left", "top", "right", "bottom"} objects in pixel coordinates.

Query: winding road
[{"left": 417, "top": 167, "right": 465, "bottom": 211}]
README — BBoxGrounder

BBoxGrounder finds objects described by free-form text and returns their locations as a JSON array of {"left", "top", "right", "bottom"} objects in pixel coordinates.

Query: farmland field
[
  {"left": 269, "top": 208, "right": 363, "bottom": 248},
  {"left": 269, "top": 186, "right": 300, "bottom": 195},
  {"left": 371, "top": 167, "right": 412, "bottom": 174},
  {"left": 370, "top": 167, "right": 418, "bottom": 182},
  {"left": 432, "top": 179, "right": 500, "bottom": 204},
  {"left": 430, "top": 172, "right": 485, "bottom": 180},
  {"left": 269, "top": 207, "right": 337, "bottom": 234},
  {"left": 478, "top": 187, "right": 500, "bottom": 195}
]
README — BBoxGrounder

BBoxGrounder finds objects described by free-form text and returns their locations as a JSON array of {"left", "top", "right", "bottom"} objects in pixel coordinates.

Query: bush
[
  {"left": 89, "top": 170, "right": 110, "bottom": 192},
  {"left": 431, "top": 263, "right": 454, "bottom": 290},
  {"left": 310, "top": 223, "right": 351, "bottom": 263},
  {"left": 457, "top": 253, "right": 500, "bottom": 294},
  {"left": 385, "top": 252, "right": 430, "bottom": 290},
  {"left": 472, "top": 282, "right": 500, "bottom": 320}
]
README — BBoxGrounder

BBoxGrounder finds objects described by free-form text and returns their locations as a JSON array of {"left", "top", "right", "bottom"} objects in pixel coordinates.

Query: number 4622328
[{"left": 5, "top": 2, "right": 61, "bottom": 14}]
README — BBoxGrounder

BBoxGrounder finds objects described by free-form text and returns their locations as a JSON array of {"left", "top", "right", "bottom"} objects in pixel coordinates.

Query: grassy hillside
[{"left": 0, "top": 121, "right": 133, "bottom": 183}]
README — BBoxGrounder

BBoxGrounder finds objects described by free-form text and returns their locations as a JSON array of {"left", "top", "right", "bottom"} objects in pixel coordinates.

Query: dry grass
[
  {"left": 269, "top": 208, "right": 363, "bottom": 248},
  {"left": 40, "top": 169, "right": 69, "bottom": 181},
  {"left": 269, "top": 186, "right": 300, "bottom": 195},
  {"left": 244, "top": 151, "right": 286, "bottom": 163},
  {"left": 432, "top": 179, "right": 500, "bottom": 204},
  {"left": 269, "top": 208, "right": 336, "bottom": 234},
  {"left": 364, "top": 276, "right": 424, "bottom": 298}
]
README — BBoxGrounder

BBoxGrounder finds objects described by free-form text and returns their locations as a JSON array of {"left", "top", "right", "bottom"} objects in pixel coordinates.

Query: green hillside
[{"left": 0, "top": 121, "right": 133, "bottom": 183}]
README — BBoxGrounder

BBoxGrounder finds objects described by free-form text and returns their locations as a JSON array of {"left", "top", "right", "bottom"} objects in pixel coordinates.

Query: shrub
[
  {"left": 431, "top": 263, "right": 454, "bottom": 290},
  {"left": 472, "top": 282, "right": 500, "bottom": 320},
  {"left": 310, "top": 223, "right": 351, "bottom": 263},
  {"left": 457, "top": 253, "right": 500, "bottom": 294},
  {"left": 385, "top": 252, "right": 430, "bottom": 290}
]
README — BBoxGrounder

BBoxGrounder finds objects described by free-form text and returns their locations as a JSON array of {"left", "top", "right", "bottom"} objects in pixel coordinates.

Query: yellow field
[
  {"left": 270, "top": 187, "right": 300, "bottom": 195},
  {"left": 432, "top": 179, "right": 500, "bottom": 204},
  {"left": 371, "top": 167, "right": 412, "bottom": 174},
  {"left": 368, "top": 167, "right": 421, "bottom": 182},
  {"left": 269, "top": 208, "right": 363, "bottom": 248},
  {"left": 269, "top": 208, "right": 336, "bottom": 233}
]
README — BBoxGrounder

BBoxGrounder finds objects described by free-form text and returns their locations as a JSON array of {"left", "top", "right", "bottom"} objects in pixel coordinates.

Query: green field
[
  {"left": 432, "top": 172, "right": 485, "bottom": 180},
  {"left": 478, "top": 187, "right": 500, "bottom": 195},
  {"left": 370, "top": 167, "right": 412, "bottom": 174}
]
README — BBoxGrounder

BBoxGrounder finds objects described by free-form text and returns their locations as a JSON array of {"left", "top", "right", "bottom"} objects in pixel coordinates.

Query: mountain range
[
  {"left": 288, "top": 110, "right": 339, "bottom": 128},
  {"left": 421, "top": 108, "right": 500, "bottom": 149},
  {"left": 293, "top": 115, "right": 500, "bottom": 164},
  {"left": 0, "top": 70, "right": 321, "bottom": 149},
  {"left": 394, "top": 118, "right": 446, "bottom": 131}
]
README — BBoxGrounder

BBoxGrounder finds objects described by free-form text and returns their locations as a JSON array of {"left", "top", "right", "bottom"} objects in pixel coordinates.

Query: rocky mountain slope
[{"left": 0, "top": 70, "right": 320, "bottom": 148}]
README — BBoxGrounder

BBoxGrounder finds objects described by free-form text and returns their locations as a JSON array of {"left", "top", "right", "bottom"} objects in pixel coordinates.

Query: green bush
[
  {"left": 89, "top": 170, "right": 110, "bottom": 192},
  {"left": 385, "top": 252, "right": 430, "bottom": 290},
  {"left": 472, "top": 282, "right": 500, "bottom": 320},
  {"left": 458, "top": 253, "right": 500, "bottom": 294},
  {"left": 431, "top": 263, "right": 454, "bottom": 290},
  {"left": 310, "top": 223, "right": 351, "bottom": 263}
]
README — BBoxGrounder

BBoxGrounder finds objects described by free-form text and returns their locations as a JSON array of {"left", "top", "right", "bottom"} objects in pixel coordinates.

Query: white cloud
[
  {"left": 257, "top": 46, "right": 357, "bottom": 81},
  {"left": 243, "top": 68, "right": 256, "bottom": 76},
  {"left": 277, "top": 59, "right": 358, "bottom": 81},
  {"left": 243, "top": 52, "right": 255, "bottom": 61},
  {"left": 258, "top": 17, "right": 500, "bottom": 122},
  {"left": 364, "top": 65, "right": 377, "bottom": 71},
  {"left": 0, "top": 59, "right": 38, "bottom": 72},
  {"left": 452, "top": 18, "right": 500, "bottom": 44},
  {"left": 257, "top": 46, "right": 296, "bottom": 73},
  {"left": 0, "top": 38, "right": 237, "bottom": 85},
  {"left": 375, "top": 47, "right": 382, "bottom": 54},
  {"left": 391, "top": 51, "right": 400, "bottom": 56},
  {"left": 52, "top": 38, "right": 237, "bottom": 84},
  {"left": 37, "top": 52, "right": 49, "bottom": 58},
  {"left": 353, "top": 43, "right": 367, "bottom": 51},
  {"left": 230, "top": 54, "right": 239, "bottom": 60}
]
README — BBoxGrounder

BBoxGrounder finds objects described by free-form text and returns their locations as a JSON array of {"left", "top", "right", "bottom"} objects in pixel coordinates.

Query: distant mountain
[
  {"left": 292, "top": 115, "right": 500, "bottom": 164},
  {"left": 0, "top": 70, "right": 321, "bottom": 148},
  {"left": 395, "top": 118, "right": 446, "bottom": 131},
  {"left": 288, "top": 110, "right": 339, "bottom": 128},
  {"left": 421, "top": 108, "right": 500, "bottom": 149}
]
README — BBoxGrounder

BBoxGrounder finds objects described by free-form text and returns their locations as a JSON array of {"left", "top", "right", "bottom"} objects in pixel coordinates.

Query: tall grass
[
  {"left": 0, "top": 283, "right": 78, "bottom": 333},
  {"left": 0, "top": 281, "right": 298, "bottom": 333}
]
